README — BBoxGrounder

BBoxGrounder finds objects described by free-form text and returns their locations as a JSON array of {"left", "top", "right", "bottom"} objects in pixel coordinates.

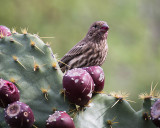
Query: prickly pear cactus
[{"left": 0, "top": 29, "right": 158, "bottom": 128}]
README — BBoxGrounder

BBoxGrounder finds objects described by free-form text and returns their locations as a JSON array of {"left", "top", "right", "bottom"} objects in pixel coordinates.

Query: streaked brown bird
[{"left": 59, "top": 21, "right": 109, "bottom": 72}]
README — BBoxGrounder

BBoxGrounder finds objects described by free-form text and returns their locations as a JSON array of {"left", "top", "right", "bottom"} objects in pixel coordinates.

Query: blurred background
[{"left": 0, "top": 0, "right": 160, "bottom": 110}]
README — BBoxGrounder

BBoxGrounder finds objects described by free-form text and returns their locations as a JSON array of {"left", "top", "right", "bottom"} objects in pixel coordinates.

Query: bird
[{"left": 58, "top": 21, "right": 109, "bottom": 73}]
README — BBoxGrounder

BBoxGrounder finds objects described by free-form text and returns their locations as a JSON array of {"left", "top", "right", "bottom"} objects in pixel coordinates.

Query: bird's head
[{"left": 86, "top": 21, "right": 109, "bottom": 41}]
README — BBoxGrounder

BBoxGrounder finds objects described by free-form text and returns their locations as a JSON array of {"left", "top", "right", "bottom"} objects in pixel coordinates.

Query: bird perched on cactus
[{"left": 59, "top": 21, "right": 109, "bottom": 72}]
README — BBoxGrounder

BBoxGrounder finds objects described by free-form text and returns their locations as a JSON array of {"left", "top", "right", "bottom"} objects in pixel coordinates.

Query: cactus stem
[
  {"left": 30, "top": 40, "right": 45, "bottom": 54},
  {"left": 21, "top": 28, "right": 28, "bottom": 34},
  {"left": 12, "top": 56, "right": 27, "bottom": 70},
  {"left": 40, "top": 86, "right": 50, "bottom": 100},
  {"left": 10, "top": 38, "right": 23, "bottom": 46}
]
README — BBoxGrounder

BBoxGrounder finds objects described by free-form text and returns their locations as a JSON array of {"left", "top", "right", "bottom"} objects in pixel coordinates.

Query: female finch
[{"left": 59, "top": 21, "right": 109, "bottom": 72}]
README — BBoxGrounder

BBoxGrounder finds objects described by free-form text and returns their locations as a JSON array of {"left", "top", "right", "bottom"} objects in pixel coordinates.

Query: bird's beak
[{"left": 101, "top": 24, "right": 109, "bottom": 32}]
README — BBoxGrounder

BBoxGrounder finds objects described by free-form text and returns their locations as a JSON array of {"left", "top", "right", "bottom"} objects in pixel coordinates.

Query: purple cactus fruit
[
  {"left": 46, "top": 111, "right": 75, "bottom": 128},
  {"left": 0, "top": 25, "right": 11, "bottom": 38},
  {"left": 82, "top": 66, "right": 105, "bottom": 92},
  {"left": 0, "top": 79, "right": 20, "bottom": 108},
  {"left": 151, "top": 99, "right": 160, "bottom": 127},
  {"left": 5, "top": 101, "right": 34, "bottom": 128},
  {"left": 63, "top": 68, "right": 94, "bottom": 106}
]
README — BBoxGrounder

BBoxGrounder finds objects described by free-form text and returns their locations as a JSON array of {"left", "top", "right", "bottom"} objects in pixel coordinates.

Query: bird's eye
[{"left": 93, "top": 25, "right": 98, "bottom": 28}]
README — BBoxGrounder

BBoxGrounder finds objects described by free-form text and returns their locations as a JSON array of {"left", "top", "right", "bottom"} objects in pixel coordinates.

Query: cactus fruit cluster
[{"left": 0, "top": 26, "right": 159, "bottom": 128}]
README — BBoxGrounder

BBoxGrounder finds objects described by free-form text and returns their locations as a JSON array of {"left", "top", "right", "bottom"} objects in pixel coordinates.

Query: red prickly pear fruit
[
  {"left": 151, "top": 99, "right": 160, "bottom": 127},
  {"left": 46, "top": 111, "right": 75, "bottom": 128},
  {"left": 5, "top": 101, "right": 34, "bottom": 128},
  {"left": 82, "top": 66, "right": 105, "bottom": 92},
  {"left": 0, "top": 25, "right": 11, "bottom": 38},
  {"left": 0, "top": 79, "right": 20, "bottom": 108},
  {"left": 63, "top": 68, "right": 94, "bottom": 106}
]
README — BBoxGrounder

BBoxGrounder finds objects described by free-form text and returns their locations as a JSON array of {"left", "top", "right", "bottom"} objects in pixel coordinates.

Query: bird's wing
[{"left": 59, "top": 42, "right": 87, "bottom": 67}]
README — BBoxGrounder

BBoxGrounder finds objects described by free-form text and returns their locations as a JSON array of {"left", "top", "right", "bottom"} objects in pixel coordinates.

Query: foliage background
[{"left": 0, "top": 0, "right": 160, "bottom": 110}]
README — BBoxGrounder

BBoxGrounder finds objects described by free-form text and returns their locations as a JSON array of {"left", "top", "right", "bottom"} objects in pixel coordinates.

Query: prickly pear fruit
[
  {"left": 0, "top": 79, "right": 20, "bottom": 108},
  {"left": 151, "top": 99, "right": 160, "bottom": 127},
  {"left": 0, "top": 25, "right": 11, "bottom": 38},
  {"left": 63, "top": 68, "right": 94, "bottom": 106},
  {"left": 82, "top": 66, "right": 105, "bottom": 92},
  {"left": 46, "top": 111, "right": 75, "bottom": 128},
  {"left": 5, "top": 101, "right": 34, "bottom": 128}
]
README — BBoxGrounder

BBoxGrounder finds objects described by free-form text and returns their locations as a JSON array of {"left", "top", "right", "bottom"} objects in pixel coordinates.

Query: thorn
[
  {"left": 10, "top": 38, "right": 23, "bottom": 46},
  {"left": 111, "top": 99, "right": 121, "bottom": 108},
  {"left": 107, "top": 116, "right": 119, "bottom": 128},
  {"left": 125, "top": 99, "right": 136, "bottom": 103},
  {"left": 30, "top": 40, "right": 45, "bottom": 54},
  {"left": 21, "top": 28, "right": 28, "bottom": 34},
  {"left": 0, "top": 31, "right": 4, "bottom": 38},
  {"left": 139, "top": 82, "right": 159, "bottom": 99},
  {"left": 12, "top": 56, "right": 26, "bottom": 70},
  {"left": 57, "top": 59, "right": 70, "bottom": 68},
  {"left": 40, "top": 36, "right": 54, "bottom": 39},
  {"left": 150, "top": 82, "right": 158, "bottom": 96},
  {"left": 33, "top": 33, "right": 39, "bottom": 38},
  {"left": 32, "top": 125, "right": 38, "bottom": 128},
  {"left": 45, "top": 42, "right": 51, "bottom": 47},
  {"left": 11, "top": 28, "right": 17, "bottom": 34}
]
